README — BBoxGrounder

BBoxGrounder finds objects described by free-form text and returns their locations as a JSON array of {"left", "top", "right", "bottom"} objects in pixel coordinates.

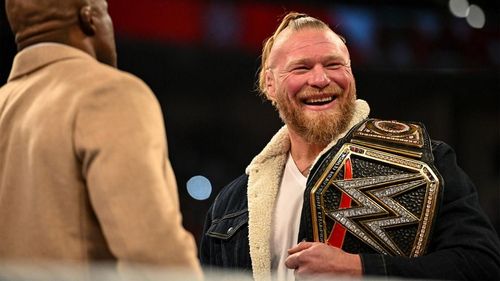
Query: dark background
[{"left": 1, "top": 0, "right": 499, "bottom": 244}]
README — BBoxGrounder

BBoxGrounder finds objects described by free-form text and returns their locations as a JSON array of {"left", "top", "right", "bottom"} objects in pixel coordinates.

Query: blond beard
[{"left": 275, "top": 84, "right": 356, "bottom": 146}]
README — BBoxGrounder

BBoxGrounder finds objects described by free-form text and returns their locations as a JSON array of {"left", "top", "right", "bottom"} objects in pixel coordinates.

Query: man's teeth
[{"left": 306, "top": 97, "right": 333, "bottom": 104}]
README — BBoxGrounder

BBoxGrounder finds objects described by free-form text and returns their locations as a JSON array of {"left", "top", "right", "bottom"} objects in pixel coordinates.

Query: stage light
[
  {"left": 466, "top": 4, "right": 485, "bottom": 28},
  {"left": 449, "top": 0, "right": 470, "bottom": 18},
  {"left": 186, "top": 175, "right": 212, "bottom": 200}
]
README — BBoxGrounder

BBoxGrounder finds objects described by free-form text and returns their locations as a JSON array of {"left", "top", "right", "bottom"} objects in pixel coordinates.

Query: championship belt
[{"left": 303, "top": 119, "right": 442, "bottom": 257}]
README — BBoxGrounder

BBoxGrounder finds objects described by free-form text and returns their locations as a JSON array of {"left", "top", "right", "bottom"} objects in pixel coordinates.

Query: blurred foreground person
[
  {"left": 200, "top": 12, "right": 500, "bottom": 281},
  {"left": 0, "top": 0, "right": 201, "bottom": 276}
]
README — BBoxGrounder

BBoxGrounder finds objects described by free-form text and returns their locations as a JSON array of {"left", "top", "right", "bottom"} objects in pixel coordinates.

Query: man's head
[
  {"left": 5, "top": 0, "right": 117, "bottom": 67},
  {"left": 259, "top": 12, "right": 356, "bottom": 145}
]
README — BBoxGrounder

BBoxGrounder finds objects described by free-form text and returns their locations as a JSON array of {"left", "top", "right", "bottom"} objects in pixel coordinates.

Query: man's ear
[
  {"left": 265, "top": 69, "right": 276, "bottom": 101},
  {"left": 79, "top": 6, "right": 95, "bottom": 36}
]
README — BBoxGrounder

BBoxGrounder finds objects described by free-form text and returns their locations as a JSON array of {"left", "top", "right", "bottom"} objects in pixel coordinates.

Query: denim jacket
[{"left": 200, "top": 100, "right": 500, "bottom": 281}]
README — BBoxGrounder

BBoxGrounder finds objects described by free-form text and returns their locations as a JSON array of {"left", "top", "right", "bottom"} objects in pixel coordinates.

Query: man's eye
[
  {"left": 291, "top": 66, "right": 309, "bottom": 72},
  {"left": 326, "top": 63, "right": 342, "bottom": 69}
]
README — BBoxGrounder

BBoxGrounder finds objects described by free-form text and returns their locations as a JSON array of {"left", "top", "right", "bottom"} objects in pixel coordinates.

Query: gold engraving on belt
[{"left": 353, "top": 119, "right": 424, "bottom": 148}]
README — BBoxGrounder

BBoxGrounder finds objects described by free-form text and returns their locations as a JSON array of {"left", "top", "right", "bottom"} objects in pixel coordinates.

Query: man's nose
[{"left": 308, "top": 65, "right": 330, "bottom": 88}]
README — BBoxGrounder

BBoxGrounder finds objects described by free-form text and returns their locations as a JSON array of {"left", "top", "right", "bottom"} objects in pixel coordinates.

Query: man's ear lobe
[{"left": 79, "top": 6, "right": 95, "bottom": 36}]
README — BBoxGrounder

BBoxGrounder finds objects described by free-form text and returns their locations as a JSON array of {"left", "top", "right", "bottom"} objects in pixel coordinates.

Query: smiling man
[{"left": 199, "top": 12, "right": 500, "bottom": 281}]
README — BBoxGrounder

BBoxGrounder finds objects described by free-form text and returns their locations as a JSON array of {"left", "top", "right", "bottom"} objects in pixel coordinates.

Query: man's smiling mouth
[{"left": 302, "top": 95, "right": 336, "bottom": 106}]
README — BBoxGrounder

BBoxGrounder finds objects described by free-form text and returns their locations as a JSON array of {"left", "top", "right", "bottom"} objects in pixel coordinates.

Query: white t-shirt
[{"left": 271, "top": 153, "right": 307, "bottom": 281}]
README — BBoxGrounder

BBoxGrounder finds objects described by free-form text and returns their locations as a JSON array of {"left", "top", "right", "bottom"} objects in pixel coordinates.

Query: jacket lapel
[{"left": 246, "top": 126, "right": 290, "bottom": 281}]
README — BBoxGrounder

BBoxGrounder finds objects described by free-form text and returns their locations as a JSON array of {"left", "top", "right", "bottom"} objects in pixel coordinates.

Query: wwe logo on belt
[{"left": 328, "top": 173, "right": 426, "bottom": 256}]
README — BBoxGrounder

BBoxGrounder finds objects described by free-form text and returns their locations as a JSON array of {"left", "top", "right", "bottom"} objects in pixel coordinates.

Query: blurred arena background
[{"left": 1, "top": 0, "right": 499, "bottom": 248}]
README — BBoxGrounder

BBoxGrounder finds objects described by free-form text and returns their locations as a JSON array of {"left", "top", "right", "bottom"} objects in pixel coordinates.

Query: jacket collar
[
  {"left": 8, "top": 43, "right": 94, "bottom": 82},
  {"left": 245, "top": 99, "right": 370, "bottom": 281}
]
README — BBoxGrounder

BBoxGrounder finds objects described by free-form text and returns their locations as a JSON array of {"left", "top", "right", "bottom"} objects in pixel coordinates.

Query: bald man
[{"left": 0, "top": 0, "right": 201, "bottom": 274}]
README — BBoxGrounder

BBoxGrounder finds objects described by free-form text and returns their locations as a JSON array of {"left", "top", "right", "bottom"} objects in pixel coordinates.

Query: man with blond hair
[{"left": 200, "top": 12, "right": 500, "bottom": 281}]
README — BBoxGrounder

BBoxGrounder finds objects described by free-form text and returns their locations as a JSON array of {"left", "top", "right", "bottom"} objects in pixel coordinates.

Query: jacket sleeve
[
  {"left": 199, "top": 174, "right": 252, "bottom": 271},
  {"left": 361, "top": 141, "right": 500, "bottom": 280}
]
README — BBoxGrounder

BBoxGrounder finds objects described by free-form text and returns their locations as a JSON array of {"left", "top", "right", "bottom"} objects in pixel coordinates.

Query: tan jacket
[{"left": 0, "top": 44, "right": 201, "bottom": 274}]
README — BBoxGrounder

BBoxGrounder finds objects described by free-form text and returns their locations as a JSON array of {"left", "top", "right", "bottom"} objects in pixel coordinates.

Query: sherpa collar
[{"left": 245, "top": 99, "right": 370, "bottom": 281}]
